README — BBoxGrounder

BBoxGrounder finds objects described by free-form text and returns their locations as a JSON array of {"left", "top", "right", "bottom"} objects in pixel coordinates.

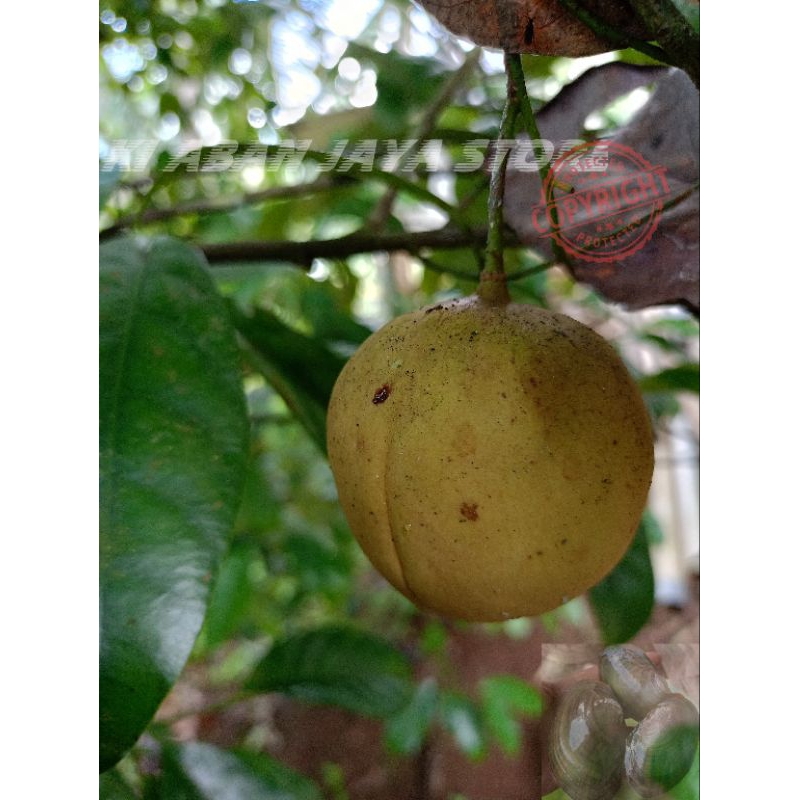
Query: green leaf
[
  {"left": 667, "top": 742, "right": 700, "bottom": 800},
  {"left": 439, "top": 691, "right": 486, "bottom": 760},
  {"left": 100, "top": 164, "right": 121, "bottom": 211},
  {"left": 670, "top": 0, "right": 700, "bottom": 33},
  {"left": 231, "top": 304, "right": 347, "bottom": 453},
  {"left": 99, "top": 771, "right": 138, "bottom": 800},
  {"left": 338, "top": 45, "right": 448, "bottom": 133},
  {"left": 589, "top": 519, "right": 655, "bottom": 644},
  {"left": 479, "top": 676, "right": 543, "bottom": 756},
  {"left": 246, "top": 625, "right": 413, "bottom": 718},
  {"left": 420, "top": 620, "right": 449, "bottom": 657},
  {"left": 159, "top": 741, "right": 323, "bottom": 800},
  {"left": 384, "top": 678, "right": 439, "bottom": 755},
  {"left": 639, "top": 363, "right": 699, "bottom": 394},
  {"left": 640, "top": 507, "right": 665, "bottom": 546},
  {"left": 299, "top": 283, "right": 371, "bottom": 346},
  {"left": 99, "top": 236, "right": 249, "bottom": 771},
  {"left": 201, "top": 539, "right": 263, "bottom": 649},
  {"left": 646, "top": 725, "right": 700, "bottom": 795}
]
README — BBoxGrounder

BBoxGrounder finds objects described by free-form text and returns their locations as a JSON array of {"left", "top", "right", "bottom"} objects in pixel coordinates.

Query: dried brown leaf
[
  {"left": 416, "top": 0, "right": 649, "bottom": 56},
  {"left": 503, "top": 65, "right": 699, "bottom": 311}
]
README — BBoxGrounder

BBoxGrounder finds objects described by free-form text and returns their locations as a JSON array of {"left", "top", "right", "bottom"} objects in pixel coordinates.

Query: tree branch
[
  {"left": 198, "top": 225, "right": 521, "bottom": 268},
  {"left": 556, "top": 0, "right": 676, "bottom": 66},
  {"left": 627, "top": 0, "right": 699, "bottom": 86}
]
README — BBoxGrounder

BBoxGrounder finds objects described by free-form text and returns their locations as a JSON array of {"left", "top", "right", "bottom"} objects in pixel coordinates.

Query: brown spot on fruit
[
  {"left": 460, "top": 502, "right": 479, "bottom": 521},
  {"left": 372, "top": 384, "right": 391, "bottom": 404},
  {"left": 452, "top": 421, "right": 477, "bottom": 458}
]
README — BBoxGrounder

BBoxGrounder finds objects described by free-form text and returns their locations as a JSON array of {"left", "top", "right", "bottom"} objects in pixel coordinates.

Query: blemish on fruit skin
[
  {"left": 372, "top": 384, "right": 391, "bottom": 404},
  {"left": 460, "top": 502, "right": 479, "bottom": 521}
]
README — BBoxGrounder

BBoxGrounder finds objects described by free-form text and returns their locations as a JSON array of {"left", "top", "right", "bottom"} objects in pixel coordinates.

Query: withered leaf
[
  {"left": 416, "top": 0, "right": 649, "bottom": 57},
  {"left": 503, "top": 64, "right": 699, "bottom": 312}
]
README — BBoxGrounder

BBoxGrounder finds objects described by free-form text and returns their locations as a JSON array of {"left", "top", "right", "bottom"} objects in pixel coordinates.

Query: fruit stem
[
  {"left": 504, "top": 53, "right": 568, "bottom": 265},
  {"left": 479, "top": 54, "right": 519, "bottom": 305},
  {"left": 504, "top": 54, "right": 550, "bottom": 194}
]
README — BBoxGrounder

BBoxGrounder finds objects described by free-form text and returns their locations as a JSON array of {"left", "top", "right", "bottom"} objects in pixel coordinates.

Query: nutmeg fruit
[{"left": 326, "top": 291, "right": 654, "bottom": 621}]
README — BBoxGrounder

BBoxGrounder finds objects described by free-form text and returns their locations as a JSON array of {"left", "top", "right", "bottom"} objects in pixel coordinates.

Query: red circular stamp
[{"left": 531, "top": 141, "right": 669, "bottom": 263}]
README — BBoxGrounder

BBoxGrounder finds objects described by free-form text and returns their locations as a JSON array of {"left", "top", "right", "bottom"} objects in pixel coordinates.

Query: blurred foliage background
[{"left": 99, "top": 1, "right": 699, "bottom": 798}]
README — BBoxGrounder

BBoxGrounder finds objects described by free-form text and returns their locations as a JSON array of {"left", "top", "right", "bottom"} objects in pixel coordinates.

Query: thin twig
[
  {"left": 416, "top": 253, "right": 482, "bottom": 283},
  {"left": 503, "top": 54, "right": 551, "bottom": 195},
  {"left": 99, "top": 176, "right": 344, "bottom": 240},
  {"left": 509, "top": 260, "right": 557, "bottom": 282},
  {"left": 154, "top": 691, "right": 250, "bottom": 726},
  {"left": 100, "top": 146, "right": 469, "bottom": 239},
  {"left": 367, "top": 48, "right": 483, "bottom": 230}
]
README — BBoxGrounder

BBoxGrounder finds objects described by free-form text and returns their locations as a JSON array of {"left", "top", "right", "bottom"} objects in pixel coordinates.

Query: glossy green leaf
[
  {"left": 639, "top": 363, "right": 699, "bottom": 394},
  {"left": 479, "top": 676, "right": 543, "bottom": 756},
  {"left": 299, "top": 283, "right": 371, "bottom": 346},
  {"left": 159, "top": 741, "right": 322, "bottom": 800},
  {"left": 589, "top": 520, "right": 655, "bottom": 645},
  {"left": 246, "top": 625, "right": 412, "bottom": 717},
  {"left": 231, "top": 304, "right": 347, "bottom": 453},
  {"left": 99, "top": 236, "right": 249, "bottom": 771},
  {"left": 384, "top": 677, "right": 439, "bottom": 755}
]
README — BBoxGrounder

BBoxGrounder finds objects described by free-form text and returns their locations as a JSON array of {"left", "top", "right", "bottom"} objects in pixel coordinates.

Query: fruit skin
[{"left": 326, "top": 293, "right": 654, "bottom": 622}]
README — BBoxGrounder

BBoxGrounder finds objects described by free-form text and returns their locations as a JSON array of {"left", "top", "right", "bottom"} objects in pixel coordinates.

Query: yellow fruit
[{"left": 326, "top": 289, "right": 654, "bottom": 622}]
